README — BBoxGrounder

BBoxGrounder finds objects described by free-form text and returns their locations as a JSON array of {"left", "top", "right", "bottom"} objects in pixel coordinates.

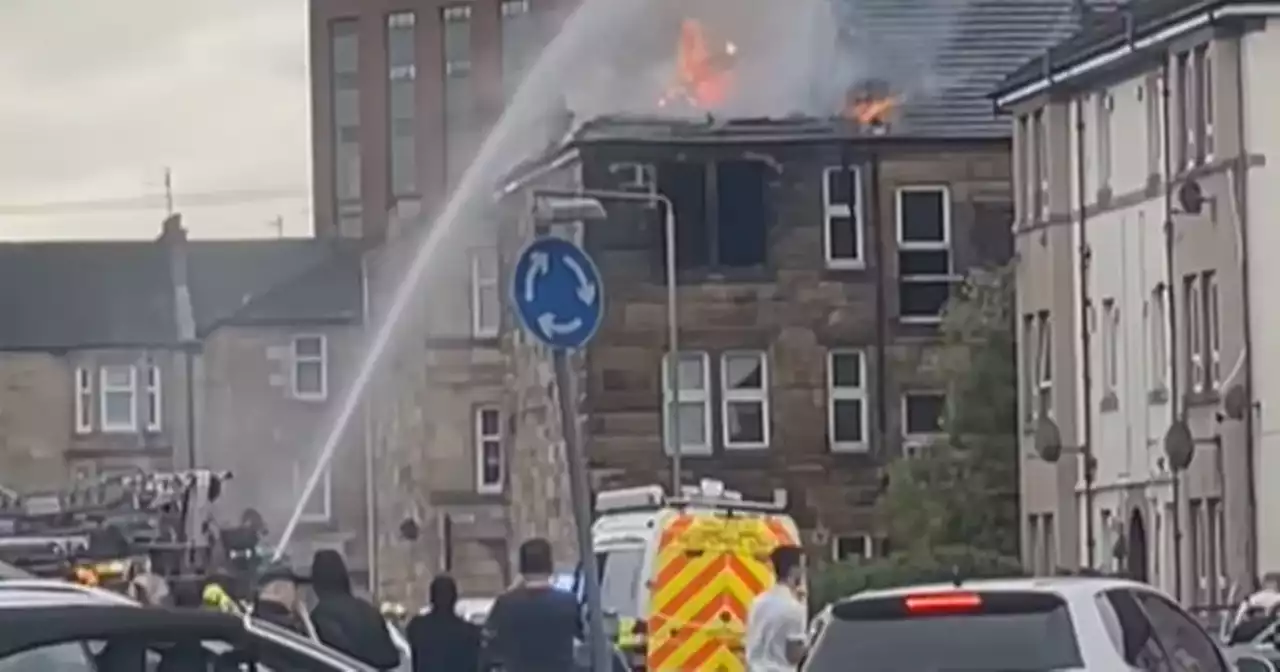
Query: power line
[{"left": 0, "top": 187, "right": 308, "bottom": 216}]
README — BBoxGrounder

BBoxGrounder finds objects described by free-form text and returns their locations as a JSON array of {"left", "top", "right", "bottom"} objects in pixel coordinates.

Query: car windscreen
[
  {"left": 596, "top": 548, "right": 645, "bottom": 618},
  {"left": 803, "top": 590, "right": 1084, "bottom": 672}
]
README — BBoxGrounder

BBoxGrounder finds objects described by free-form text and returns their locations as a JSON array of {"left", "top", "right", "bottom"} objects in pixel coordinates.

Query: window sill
[
  {"left": 724, "top": 443, "right": 769, "bottom": 451},
  {"left": 824, "top": 259, "right": 867, "bottom": 272},
  {"left": 100, "top": 426, "right": 138, "bottom": 435},
  {"left": 900, "top": 315, "right": 943, "bottom": 326},
  {"left": 829, "top": 442, "right": 870, "bottom": 454}
]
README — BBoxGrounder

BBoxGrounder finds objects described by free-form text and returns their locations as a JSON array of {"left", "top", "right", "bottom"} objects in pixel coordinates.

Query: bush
[{"left": 808, "top": 545, "right": 1025, "bottom": 613}]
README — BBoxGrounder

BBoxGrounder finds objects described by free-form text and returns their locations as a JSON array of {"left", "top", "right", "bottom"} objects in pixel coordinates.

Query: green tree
[{"left": 879, "top": 264, "right": 1020, "bottom": 557}]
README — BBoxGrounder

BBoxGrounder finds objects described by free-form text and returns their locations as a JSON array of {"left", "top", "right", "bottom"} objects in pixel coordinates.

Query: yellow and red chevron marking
[{"left": 646, "top": 515, "right": 792, "bottom": 671}]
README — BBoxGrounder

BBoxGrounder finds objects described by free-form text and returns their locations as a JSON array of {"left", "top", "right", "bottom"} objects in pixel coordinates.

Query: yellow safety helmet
[{"left": 72, "top": 566, "right": 100, "bottom": 587}]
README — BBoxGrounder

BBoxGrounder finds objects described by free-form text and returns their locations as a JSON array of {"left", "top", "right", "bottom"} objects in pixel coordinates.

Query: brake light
[{"left": 903, "top": 592, "right": 982, "bottom": 614}]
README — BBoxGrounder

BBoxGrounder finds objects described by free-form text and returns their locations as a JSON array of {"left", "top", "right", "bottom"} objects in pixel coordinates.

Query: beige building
[
  {"left": 0, "top": 216, "right": 372, "bottom": 583},
  {"left": 995, "top": 0, "right": 1280, "bottom": 604}
]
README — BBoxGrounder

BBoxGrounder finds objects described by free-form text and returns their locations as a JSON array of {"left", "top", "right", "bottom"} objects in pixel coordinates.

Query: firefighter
[{"left": 202, "top": 577, "right": 243, "bottom": 615}]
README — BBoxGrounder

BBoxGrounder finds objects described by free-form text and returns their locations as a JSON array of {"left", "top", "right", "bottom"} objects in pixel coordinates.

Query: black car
[{"left": 0, "top": 598, "right": 376, "bottom": 671}]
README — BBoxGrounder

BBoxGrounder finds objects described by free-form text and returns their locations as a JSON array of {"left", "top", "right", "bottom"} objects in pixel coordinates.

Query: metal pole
[
  {"left": 664, "top": 203, "right": 682, "bottom": 494},
  {"left": 553, "top": 349, "right": 610, "bottom": 672}
]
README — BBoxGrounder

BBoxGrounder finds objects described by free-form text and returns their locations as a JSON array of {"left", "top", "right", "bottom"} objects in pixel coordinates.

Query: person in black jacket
[
  {"left": 406, "top": 575, "right": 480, "bottom": 672},
  {"left": 252, "top": 562, "right": 309, "bottom": 636},
  {"left": 309, "top": 549, "right": 401, "bottom": 670}
]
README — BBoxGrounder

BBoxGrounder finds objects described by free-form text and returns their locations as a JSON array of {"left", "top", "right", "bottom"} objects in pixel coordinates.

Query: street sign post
[{"left": 510, "top": 234, "right": 610, "bottom": 672}]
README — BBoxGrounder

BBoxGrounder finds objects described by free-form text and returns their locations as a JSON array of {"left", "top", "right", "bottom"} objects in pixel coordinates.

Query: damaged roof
[
  {"left": 0, "top": 237, "right": 363, "bottom": 351},
  {"left": 841, "top": 0, "right": 1124, "bottom": 137}
]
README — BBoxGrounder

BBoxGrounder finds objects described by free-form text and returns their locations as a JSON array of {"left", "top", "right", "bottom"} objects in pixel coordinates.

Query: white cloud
[{"left": 0, "top": 0, "right": 311, "bottom": 240}]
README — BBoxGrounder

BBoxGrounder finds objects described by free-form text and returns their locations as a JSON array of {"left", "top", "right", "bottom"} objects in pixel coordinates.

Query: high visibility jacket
[{"left": 202, "top": 583, "right": 242, "bottom": 615}]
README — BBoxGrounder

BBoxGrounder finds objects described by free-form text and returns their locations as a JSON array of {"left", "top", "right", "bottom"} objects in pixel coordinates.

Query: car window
[
  {"left": 596, "top": 548, "right": 645, "bottom": 618},
  {"left": 0, "top": 642, "right": 95, "bottom": 672},
  {"left": 1133, "top": 590, "right": 1230, "bottom": 672},
  {"left": 1236, "top": 656, "right": 1275, "bottom": 672},
  {"left": 802, "top": 591, "right": 1084, "bottom": 672},
  {"left": 1103, "top": 590, "right": 1175, "bottom": 672}
]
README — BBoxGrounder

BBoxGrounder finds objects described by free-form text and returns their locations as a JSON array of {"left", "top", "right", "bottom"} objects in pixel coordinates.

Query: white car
[{"left": 802, "top": 576, "right": 1231, "bottom": 672}]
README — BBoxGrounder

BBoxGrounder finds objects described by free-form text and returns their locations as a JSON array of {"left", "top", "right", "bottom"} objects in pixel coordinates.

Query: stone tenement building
[{"left": 498, "top": 114, "right": 1016, "bottom": 559}]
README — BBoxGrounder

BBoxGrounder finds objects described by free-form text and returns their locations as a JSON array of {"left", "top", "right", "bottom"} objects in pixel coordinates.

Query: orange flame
[
  {"left": 659, "top": 19, "right": 735, "bottom": 109},
  {"left": 845, "top": 94, "right": 899, "bottom": 126}
]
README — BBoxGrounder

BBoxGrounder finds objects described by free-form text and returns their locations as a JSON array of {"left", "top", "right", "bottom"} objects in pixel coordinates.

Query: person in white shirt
[{"left": 746, "top": 545, "right": 808, "bottom": 672}]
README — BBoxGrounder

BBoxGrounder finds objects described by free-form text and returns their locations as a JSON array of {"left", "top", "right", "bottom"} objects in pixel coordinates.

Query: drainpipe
[
  {"left": 1231, "top": 41, "right": 1260, "bottom": 588},
  {"left": 867, "top": 149, "right": 889, "bottom": 459},
  {"left": 360, "top": 250, "right": 379, "bottom": 595},
  {"left": 1161, "top": 57, "right": 1185, "bottom": 601},
  {"left": 1075, "top": 98, "right": 1097, "bottom": 571}
]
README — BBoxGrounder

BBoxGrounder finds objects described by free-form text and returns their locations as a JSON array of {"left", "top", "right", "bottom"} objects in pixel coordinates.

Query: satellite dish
[
  {"left": 1035, "top": 417, "right": 1064, "bottom": 463},
  {"left": 1223, "top": 384, "right": 1249, "bottom": 420},
  {"left": 1163, "top": 419, "right": 1195, "bottom": 471},
  {"left": 1177, "top": 179, "right": 1206, "bottom": 215}
]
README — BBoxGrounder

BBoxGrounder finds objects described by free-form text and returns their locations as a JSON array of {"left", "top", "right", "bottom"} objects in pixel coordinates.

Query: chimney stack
[{"left": 160, "top": 213, "right": 186, "bottom": 243}]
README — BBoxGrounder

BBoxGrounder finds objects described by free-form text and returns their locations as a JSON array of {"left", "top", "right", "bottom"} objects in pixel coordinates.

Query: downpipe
[{"left": 1075, "top": 97, "right": 1097, "bottom": 570}]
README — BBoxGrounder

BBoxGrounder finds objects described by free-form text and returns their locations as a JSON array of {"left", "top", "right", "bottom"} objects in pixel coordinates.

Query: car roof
[
  {"left": 0, "top": 578, "right": 138, "bottom": 607},
  {"left": 0, "top": 605, "right": 247, "bottom": 656},
  {"left": 837, "top": 576, "right": 1151, "bottom": 604}
]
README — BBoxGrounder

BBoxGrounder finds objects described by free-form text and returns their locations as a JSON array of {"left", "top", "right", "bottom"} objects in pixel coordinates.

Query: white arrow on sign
[
  {"left": 538, "top": 313, "right": 583, "bottom": 338},
  {"left": 524, "top": 251, "right": 550, "bottom": 302},
  {"left": 562, "top": 256, "right": 597, "bottom": 306}
]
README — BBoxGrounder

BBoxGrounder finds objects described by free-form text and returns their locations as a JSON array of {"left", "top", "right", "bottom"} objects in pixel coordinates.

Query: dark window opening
[
  {"left": 657, "top": 161, "right": 710, "bottom": 269},
  {"left": 897, "top": 187, "right": 952, "bottom": 322},
  {"left": 900, "top": 281, "right": 951, "bottom": 319},
  {"left": 903, "top": 393, "right": 945, "bottom": 435},
  {"left": 716, "top": 160, "right": 767, "bottom": 267}
]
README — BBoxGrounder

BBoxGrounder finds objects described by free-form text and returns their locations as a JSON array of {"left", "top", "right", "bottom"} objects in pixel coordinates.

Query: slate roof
[
  {"left": 993, "top": 0, "right": 1230, "bottom": 101},
  {"left": 0, "top": 237, "right": 363, "bottom": 351},
  {"left": 833, "top": 0, "right": 1125, "bottom": 137}
]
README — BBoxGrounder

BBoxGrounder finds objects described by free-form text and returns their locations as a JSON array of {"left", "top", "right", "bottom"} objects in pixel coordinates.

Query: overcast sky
[{"left": 0, "top": 0, "right": 311, "bottom": 241}]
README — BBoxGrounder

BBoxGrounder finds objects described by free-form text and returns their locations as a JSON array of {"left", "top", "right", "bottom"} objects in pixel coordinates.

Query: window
[
  {"left": 145, "top": 365, "right": 161, "bottom": 432},
  {"left": 331, "top": 19, "right": 361, "bottom": 230},
  {"left": 1101, "top": 589, "right": 1177, "bottom": 671},
  {"left": 475, "top": 406, "right": 503, "bottom": 494},
  {"left": 662, "top": 352, "right": 711, "bottom": 455},
  {"left": 597, "top": 548, "right": 645, "bottom": 618},
  {"left": 501, "top": 0, "right": 538, "bottom": 99},
  {"left": 902, "top": 392, "right": 944, "bottom": 436},
  {"left": 1189, "top": 498, "right": 1203, "bottom": 603},
  {"left": 0, "top": 641, "right": 96, "bottom": 671},
  {"left": 99, "top": 366, "right": 136, "bottom": 433},
  {"left": 657, "top": 160, "right": 768, "bottom": 271},
  {"left": 1037, "top": 312, "right": 1053, "bottom": 417},
  {"left": 1017, "top": 114, "right": 1029, "bottom": 220},
  {"left": 1033, "top": 110, "right": 1048, "bottom": 218},
  {"left": 827, "top": 350, "right": 868, "bottom": 452},
  {"left": 387, "top": 11, "right": 417, "bottom": 199},
  {"left": 470, "top": 249, "right": 500, "bottom": 338},
  {"left": 1184, "top": 274, "right": 1204, "bottom": 393},
  {"left": 1101, "top": 298, "right": 1119, "bottom": 399},
  {"left": 1027, "top": 515, "right": 1041, "bottom": 573},
  {"left": 1150, "top": 285, "right": 1169, "bottom": 392},
  {"left": 1131, "top": 591, "right": 1230, "bottom": 672},
  {"left": 721, "top": 352, "right": 769, "bottom": 449},
  {"left": 74, "top": 367, "right": 92, "bottom": 434},
  {"left": 1096, "top": 91, "right": 1112, "bottom": 189},
  {"left": 897, "top": 186, "right": 953, "bottom": 322},
  {"left": 1195, "top": 45, "right": 1214, "bottom": 162},
  {"left": 1043, "top": 513, "right": 1056, "bottom": 571},
  {"left": 1023, "top": 314, "right": 1037, "bottom": 426},
  {"left": 1176, "top": 52, "right": 1195, "bottom": 169},
  {"left": 1236, "top": 657, "right": 1274, "bottom": 672},
  {"left": 832, "top": 535, "right": 872, "bottom": 562},
  {"left": 443, "top": 4, "right": 473, "bottom": 185},
  {"left": 1204, "top": 270, "right": 1220, "bottom": 390},
  {"left": 824, "top": 166, "right": 863, "bottom": 267},
  {"left": 1146, "top": 73, "right": 1163, "bottom": 178},
  {"left": 292, "top": 335, "right": 327, "bottom": 401},
  {"left": 291, "top": 461, "right": 332, "bottom": 522}
]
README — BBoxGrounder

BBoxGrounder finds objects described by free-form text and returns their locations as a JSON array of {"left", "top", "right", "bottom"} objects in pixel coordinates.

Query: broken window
[
  {"left": 716, "top": 160, "right": 767, "bottom": 267},
  {"left": 656, "top": 159, "right": 768, "bottom": 271},
  {"left": 897, "top": 186, "right": 953, "bottom": 322}
]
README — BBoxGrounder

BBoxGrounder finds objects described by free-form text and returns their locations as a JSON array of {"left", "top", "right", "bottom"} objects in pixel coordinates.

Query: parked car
[
  {"left": 802, "top": 576, "right": 1229, "bottom": 672},
  {"left": 0, "top": 583, "right": 376, "bottom": 671},
  {"left": 1229, "top": 644, "right": 1280, "bottom": 672}
]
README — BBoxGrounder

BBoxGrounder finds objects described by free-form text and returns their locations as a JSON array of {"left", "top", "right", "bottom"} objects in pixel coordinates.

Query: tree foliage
[
  {"left": 808, "top": 546, "right": 1025, "bottom": 612},
  {"left": 878, "top": 264, "right": 1020, "bottom": 557}
]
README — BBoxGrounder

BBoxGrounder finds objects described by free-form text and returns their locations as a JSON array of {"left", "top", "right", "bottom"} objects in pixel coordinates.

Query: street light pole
[{"left": 531, "top": 189, "right": 682, "bottom": 492}]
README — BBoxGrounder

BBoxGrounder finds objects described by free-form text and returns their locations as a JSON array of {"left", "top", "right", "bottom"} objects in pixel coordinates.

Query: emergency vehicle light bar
[
  {"left": 595, "top": 486, "right": 664, "bottom": 513},
  {"left": 595, "top": 480, "right": 788, "bottom": 514}
]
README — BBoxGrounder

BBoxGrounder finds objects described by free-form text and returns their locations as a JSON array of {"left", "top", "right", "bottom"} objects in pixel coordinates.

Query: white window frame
[
  {"left": 1185, "top": 276, "right": 1204, "bottom": 394},
  {"left": 99, "top": 365, "right": 137, "bottom": 433},
  {"left": 442, "top": 4, "right": 472, "bottom": 77},
  {"left": 901, "top": 391, "right": 945, "bottom": 439},
  {"left": 145, "top": 365, "right": 162, "bottom": 432},
  {"left": 1102, "top": 299, "right": 1119, "bottom": 396},
  {"left": 720, "top": 351, "right": 770, "bottom": 450},
  {"left": 292, "top": 462, "right": 332, "bottom": 523},
  {"left": 827, "top": 349, "right": 869, "bottom": 453},
  {"left": 1023, "top": 314, "right": 1037, "bottom": 425},
  {"left": 292, "top": 335, "right": 328, "bottom": 401},
  {"left": 822, "top": 166, "right": 864, "bottom": 269},
  {"left": 1033, "top": 110, "right": 1049, "bottom": 219},
  {"left": 896, "top": 185, "right": 953, "bottom": 324},
  {"left": 1096, "top": 91, "right": 1113, "bottom": 188},
  {"left": 831, "top": 534, "right": 874, "bottom": 562},
  {"left": 1150, "top": 286, "right": 1169, "bottom": 392},
  {"left": 74, "top": 367, "right": 92, "bottom": 434},
  {"left": 470, "top": 249, "right": 500, "bottom": 339},
  {"left": 662, "top": 352, "right": 712, "bottom": 456},
  {"left": 1037, "top": 314, "right": 1053, "bottom": 418},
  {"left": 475, "top": 406, "right": 504, "bottom": 494},
  {"left": 1205, "top": 272, "right": 1221, "bottom": 390}
]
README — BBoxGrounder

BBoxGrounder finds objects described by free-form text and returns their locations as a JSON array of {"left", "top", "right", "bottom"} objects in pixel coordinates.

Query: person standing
[
  {"left": 406, "top": 575, "right": 481, "bottom": 672},
  {"left": 252, "top": 562, "right": 310, "bottom": 636},
  {"left": 746, "top": 545, "right": 808, "bottom": 672},
  {"left": 482, "top": 538, "right": 582, "bottom": 672},
  {"left": 309, "top": 549, "right": 402, "bottom": 670}
]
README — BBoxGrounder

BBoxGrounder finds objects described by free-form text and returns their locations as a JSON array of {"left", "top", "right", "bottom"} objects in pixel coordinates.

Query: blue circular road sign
[{"left": 510, "top": 236, "right": 605, "bottom": 350}]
